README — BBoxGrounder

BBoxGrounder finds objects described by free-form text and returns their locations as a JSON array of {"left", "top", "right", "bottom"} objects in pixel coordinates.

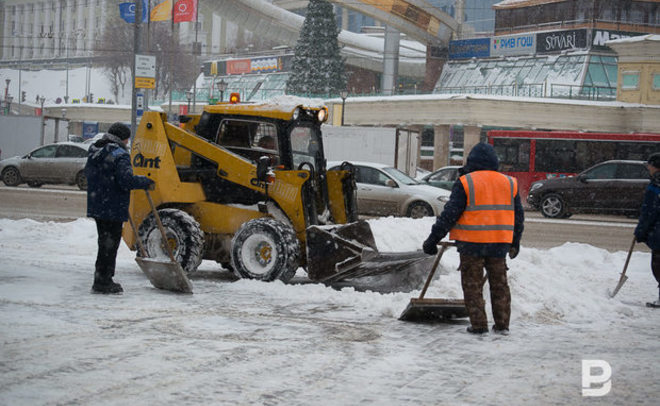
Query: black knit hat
[
  {"left": 648, "top": 152, "right": 660, "bottom": 169},
  {"left": 107, "top": 122, "right": 131, "bottom": 140}
]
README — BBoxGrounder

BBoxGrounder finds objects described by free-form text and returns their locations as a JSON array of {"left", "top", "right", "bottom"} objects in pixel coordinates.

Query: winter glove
[
  {"left": 508, "top": 244, "right": 519, "bottom": 259},
  {"left": 144, "top": 178, "right": 156, "bottom": 190},
  {"left": 635, "top": 233, "right": 646, "bottom": 243},
  {"left": 423, "top": 237, "right": 439, "bottom": 256}
]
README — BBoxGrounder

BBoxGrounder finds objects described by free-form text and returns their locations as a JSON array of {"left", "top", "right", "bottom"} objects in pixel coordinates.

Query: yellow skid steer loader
[{"left": 122, "top": 95, "right": 432, "bottom": 286}]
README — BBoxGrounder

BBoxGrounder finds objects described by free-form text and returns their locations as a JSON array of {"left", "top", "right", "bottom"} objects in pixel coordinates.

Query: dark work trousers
[
  {"left": 459, "top": 254, "right": 511, "bottom": 330},
  {"left": 94, "top": 219, "right": 124, "bottom": 284},
  {"left": 653, "top": 250, "right": 660, "bottom": 290}
]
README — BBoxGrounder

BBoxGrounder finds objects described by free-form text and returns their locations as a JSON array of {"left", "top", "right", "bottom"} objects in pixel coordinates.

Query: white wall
[{"left": 322, "top": 125, "right": 397, "bottom": 166}]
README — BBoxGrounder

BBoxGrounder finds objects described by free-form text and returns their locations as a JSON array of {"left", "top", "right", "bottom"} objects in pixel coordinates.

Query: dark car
[
  {"left": 527, "top": 160, "right": 649, "bottom": 218},
  {"left": 0, "top": 142, "right": 89, "bottom": 190}
]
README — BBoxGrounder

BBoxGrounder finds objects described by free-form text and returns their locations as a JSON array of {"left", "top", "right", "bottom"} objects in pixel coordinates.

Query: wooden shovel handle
[
  {"left": 418, "top": 242, "right": 455, "bottom": 300},
  {"left": 145, "top": 189, "right": 178, "bottom": 263},
  {"left": 126, "top": 215, "right": 148, "bottom": 258}
]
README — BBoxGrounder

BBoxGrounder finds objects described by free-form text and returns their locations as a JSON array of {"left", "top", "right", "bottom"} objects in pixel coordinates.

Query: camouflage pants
[{"left": 459, "top": 254, "right": 511, "bottom": 330}]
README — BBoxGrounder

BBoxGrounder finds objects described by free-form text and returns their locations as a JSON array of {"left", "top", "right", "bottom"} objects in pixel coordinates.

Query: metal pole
[
  {"left": 131, "top": 0, "right": 143, "bottom": 138},
  {"left": 39, "top": 97, "right": 46, "bottom": 145},
  {"left": 341, "top": 98, "right": 345, "bottom": 126},
  {"left": 168, "top": 0, "right": 174, "bottom": 118},
  {"left": 192, "top": 0, "right": 199, "bottom": 111}
]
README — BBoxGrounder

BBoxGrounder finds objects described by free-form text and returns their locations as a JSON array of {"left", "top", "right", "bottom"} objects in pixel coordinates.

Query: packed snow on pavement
[{"left": 0, "top": 216, "right": 658, "bottom": 405}]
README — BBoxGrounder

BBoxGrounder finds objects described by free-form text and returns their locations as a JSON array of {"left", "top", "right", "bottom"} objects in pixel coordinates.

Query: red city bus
[{"left": 487, "top": 130, "right": 660, "bottom": 200}]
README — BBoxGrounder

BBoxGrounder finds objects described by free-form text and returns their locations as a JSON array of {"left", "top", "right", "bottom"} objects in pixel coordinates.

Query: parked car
[
  {"left": 327, "top": 161, "right": 450, "bottom": 218},
  {"left": 527, "top": 160, "right": 649, "bottom": 218},
  {"left": 0, "top": 142, "right": 89, "bottom": 190},
  {"left": 418, "top": 165, "right": 461, "bottom": 191}
]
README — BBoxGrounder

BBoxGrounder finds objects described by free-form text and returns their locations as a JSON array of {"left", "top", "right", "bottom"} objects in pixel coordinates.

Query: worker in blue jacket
[
  {"left": 85, "top": 122, "right": 154, "bottom": 294},
  {"left": 634, "top": 152, "right": 660, "bottom": 307}
]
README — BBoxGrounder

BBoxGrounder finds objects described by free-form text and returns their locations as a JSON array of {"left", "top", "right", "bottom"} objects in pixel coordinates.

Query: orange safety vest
[{"left": 449, "top": 170, "right": 517, "bottom": 244}]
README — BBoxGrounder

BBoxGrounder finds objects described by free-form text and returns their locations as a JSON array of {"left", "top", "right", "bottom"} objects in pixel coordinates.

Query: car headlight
[
  {"left": 529, "top": 182, "right": 544, "bottom": 193},
  {"left": 437, "top": 195, "right": 450, "bottom": 203}
]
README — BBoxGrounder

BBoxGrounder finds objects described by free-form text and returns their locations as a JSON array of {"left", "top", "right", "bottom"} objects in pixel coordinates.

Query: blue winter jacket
[
  {"left": 427, "top": 143, "right": 525, "bottom": 258},
  {"left": 85, "top": 135, "right": 153, "bottom": 221},
  {"left": 634, "top": 172, "right": 660, "bottom": 251}
]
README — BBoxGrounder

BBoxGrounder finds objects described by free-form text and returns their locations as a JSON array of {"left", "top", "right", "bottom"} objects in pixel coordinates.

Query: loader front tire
[
  {"left": 138, "top": 209, "right": 204, "bottom": 274},
  {"left": 231, "top": 218, "right": 300, "bottom": 283}
]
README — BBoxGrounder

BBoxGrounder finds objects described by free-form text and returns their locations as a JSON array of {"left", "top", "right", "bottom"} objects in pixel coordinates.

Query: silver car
[
  {"left": 0, "top": 142, "right": 89, "bottom": 190},
  {"left": 328, "top": 161, "right": 450, "bottom": 218}
]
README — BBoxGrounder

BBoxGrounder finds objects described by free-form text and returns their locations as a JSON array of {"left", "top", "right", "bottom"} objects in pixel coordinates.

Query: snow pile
[{"left": 0, "top": 216, "right": 652, "bottom": 325}]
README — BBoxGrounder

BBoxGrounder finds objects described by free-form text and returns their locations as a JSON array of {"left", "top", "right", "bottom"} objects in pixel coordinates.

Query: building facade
[{"left": 1, "top": 0, "right": 111, "bottom": 66}]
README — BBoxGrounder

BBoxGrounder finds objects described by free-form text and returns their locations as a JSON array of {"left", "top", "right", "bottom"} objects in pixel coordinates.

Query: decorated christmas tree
[{"left": 286, "top": 0, "right": 347, "bottom": 96}]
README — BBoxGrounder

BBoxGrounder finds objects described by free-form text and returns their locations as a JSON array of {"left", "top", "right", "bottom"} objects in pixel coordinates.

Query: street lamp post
[
  {"left": 340, "top": 90, "right": 349, "bottom": 126},
  {"left": 185, "top": 90, "right": 193, "bottom": 113},
  {"left": 4, "top": 78, "right": 10, "bottom": 103},
  {"left": 39, "top": 96, "right": 46, "bottom": 145},
  {"left": 6, "top": 95, "right": 13, "bottom": 115},
  {"left": 217, "top": 79, "right": 228, "bottom": 102}
]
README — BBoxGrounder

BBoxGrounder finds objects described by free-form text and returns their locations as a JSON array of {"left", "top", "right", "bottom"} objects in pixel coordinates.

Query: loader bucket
[{"left": 305, "top": 221, "right": 435, "bottom": 285}]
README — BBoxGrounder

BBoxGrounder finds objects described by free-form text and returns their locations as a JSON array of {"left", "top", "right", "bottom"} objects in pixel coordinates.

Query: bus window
[
  {"left": 535, "top": 140, "right": 578, "bottom": 173},
  {"left": 492, "top": 139, "right": 530, "bottom": 172}
]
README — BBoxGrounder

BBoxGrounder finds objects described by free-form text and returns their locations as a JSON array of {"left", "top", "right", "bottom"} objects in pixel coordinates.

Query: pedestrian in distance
[
  {"left": 422, "top": 143, "right": 525, "bottom": 335},
  {"left": 634, "top": 152, "right": 660, "bottom": 308},
  {"left": 85, "top": 122, "right": 154, "bottom": 294}
]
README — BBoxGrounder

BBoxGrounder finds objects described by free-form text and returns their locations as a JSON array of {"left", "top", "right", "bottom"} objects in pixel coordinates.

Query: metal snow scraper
[
  {"left": 610, "top": 236, "right": 635, "bottom": 298},
  {"left": 127, "top": 190, "right": 193, "bottom": 294},
  {"left": 399, "top": 242, "right": 468, "bottom": 322}
]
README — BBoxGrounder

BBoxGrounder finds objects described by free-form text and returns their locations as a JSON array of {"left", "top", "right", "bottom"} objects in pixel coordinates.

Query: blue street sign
[
  {"left": 136, "top": 92, "right": 144, "bottom": 117},
  {"left": 119, "top": 1, "right": 149, "bottom": 23}
]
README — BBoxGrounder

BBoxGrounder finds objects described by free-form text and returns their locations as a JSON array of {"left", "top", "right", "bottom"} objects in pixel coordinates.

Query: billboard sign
[
  {"left": 449, "top": 38, "right": 491, "bottom": 59},
  {"left": 536, "top": 29, "right": 587, "bottom": 54},
  {"left": 592, "top": 29, "right": 647, "bottom": 50},
  {"left": 226, "top": 59, "right": 251, "bottom": 75},
  {"left": 491, "top": 33, "right": 535, "bottom": 57}
]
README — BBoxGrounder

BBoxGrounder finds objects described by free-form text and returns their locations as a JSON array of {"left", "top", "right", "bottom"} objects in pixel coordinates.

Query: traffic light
[{"left": 21, "top": 91, "right": 26, "bottom": 103}]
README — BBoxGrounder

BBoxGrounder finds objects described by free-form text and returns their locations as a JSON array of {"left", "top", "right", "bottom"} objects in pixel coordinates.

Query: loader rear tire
[
  {"left": 138, "top": 209, "right": 204, "bottom": 274},
  {"left": 231, "top": 218, "right": 300, "bottom": 283}
]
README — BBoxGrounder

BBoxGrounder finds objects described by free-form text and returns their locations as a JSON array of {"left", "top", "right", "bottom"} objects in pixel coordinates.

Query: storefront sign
[
  {"left": 449, "top": 38, "right": 491, "bottom": 59},
  {"left": 491, "top": 33, "right": 535, "bottom": 57},
  {"left": 536, "top": 29, "right": 587, "bottom": 54},
  {"left": 226, "top": 59, "right": 251, "bottom": 75},
  {"left": 592, "top": 29, "right": 646, "bottom": 50}
]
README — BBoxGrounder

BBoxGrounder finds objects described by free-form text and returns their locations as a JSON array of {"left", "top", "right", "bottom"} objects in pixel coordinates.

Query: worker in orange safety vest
[{"left": 423, "top": 143, "right": 524, "bottom": 336}]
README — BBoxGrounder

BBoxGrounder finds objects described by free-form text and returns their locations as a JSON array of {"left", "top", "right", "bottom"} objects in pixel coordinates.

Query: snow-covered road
[{"left": 1, "top": 217, "right": 658, "bottom": 405}]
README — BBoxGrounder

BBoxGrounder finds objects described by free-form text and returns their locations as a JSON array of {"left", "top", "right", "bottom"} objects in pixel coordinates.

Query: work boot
[
  {"left": 492, "top": 324, "right": 510, "bottom": 336},
  {"left": 92, "top": 280, "right": 123, "bottom": 294},
  {"left": 466, "top": 326, "right": 488, "bottom": 335}
]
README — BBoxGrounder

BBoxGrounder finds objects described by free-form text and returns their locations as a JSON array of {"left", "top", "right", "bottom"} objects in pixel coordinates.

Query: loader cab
[{"left": 194, "top": 106, "right": 326, "bottom": 173}]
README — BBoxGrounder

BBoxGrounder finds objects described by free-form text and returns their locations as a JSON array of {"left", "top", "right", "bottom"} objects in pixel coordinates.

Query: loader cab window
[
  {"left": 290, "top": 126, "right": 321, "bottom": 170},
  {"left": 216, "top": 119, "right": 280, "bottom": 164}
]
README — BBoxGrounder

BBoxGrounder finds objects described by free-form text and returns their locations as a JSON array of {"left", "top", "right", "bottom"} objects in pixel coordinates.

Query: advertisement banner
[
  {"left": 250, "top": 57, "right": 280, "bottom": 73},
  {"left": 491, "top": 33, "right": 535, "bottom": 57},
  {"left": 449, "top": 38, "right": 491, "bottom": 59},
  {"left": 82, "top": 121, "right": 99, "bottom": 140},
  {"left": 173, "top": 0, "right": 197, "bottom": 23},
  {"left": 226, "top": 59, "right": 251, "bottom": 75},
  {"left": 119, "top": 1, "right": 148, "bottom": 23},
  {"left": 536, "top": 29, "right": 587, "bottom": 54},
  {"left": 592, "top": 29, "right": 647, "bottom": 50}
]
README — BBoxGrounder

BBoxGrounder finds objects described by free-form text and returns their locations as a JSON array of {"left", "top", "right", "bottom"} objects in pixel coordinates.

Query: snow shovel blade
[
  {"left": 135, "top": 257, "right": 193, "bottom": 294},
  {"left": 399, "top": 298, "right": 469, "bottom": 322},
  {"left": 306, "top": 221, "right": 435, "bottom": 284}
]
